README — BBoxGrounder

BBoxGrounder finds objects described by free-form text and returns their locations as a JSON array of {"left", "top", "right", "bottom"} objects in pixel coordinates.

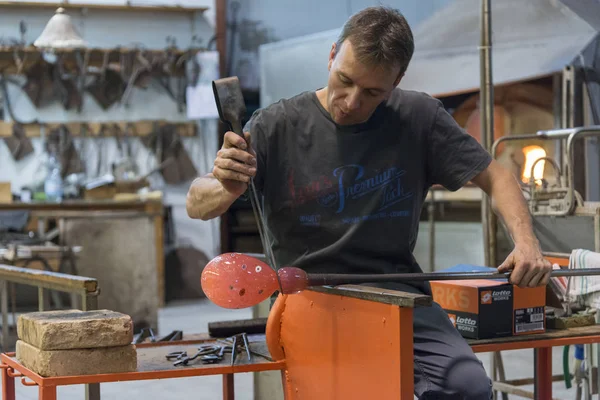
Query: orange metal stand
[
  {"left": 0, "top": 339, "right": 285, "bottom": 400},
  {"left": 265, "top": 285, "right": 600, "bottom": 400},
  {"left": 265, "top": 285, "right": 431, "bottom": 400}
]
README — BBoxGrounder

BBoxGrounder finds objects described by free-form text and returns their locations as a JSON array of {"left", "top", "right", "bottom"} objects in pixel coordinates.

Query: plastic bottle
[{"left": 44, "top": 156, "right": 63, "bottom": 202}]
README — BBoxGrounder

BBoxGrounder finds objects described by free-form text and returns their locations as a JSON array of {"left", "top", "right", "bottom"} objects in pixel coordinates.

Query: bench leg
[
  {"left": 2, "top": 366, "right": 15, "bottom": 400},
  {"left": 534, "top": 347, "right": 552, "bottom": 400},
  {"left": 223, "top": 373, "right": 234, "bottom": 400},
  {"left": 39, "top": 385, "right": 57, "bottom": 400}
]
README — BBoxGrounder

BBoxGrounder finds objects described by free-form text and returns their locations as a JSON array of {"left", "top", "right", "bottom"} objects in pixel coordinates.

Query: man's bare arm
[
  {"left": 471, "top": 159, "right": 552, "bottom": 287},
  {"left": 186, "top": 131, "right": 256, "bottom": 221},
  {"left": 186, "top": 173, "right": 242, "bottom": 220},
  {"left": 473, "top": 160, "right": 537, "bottom": 245}
]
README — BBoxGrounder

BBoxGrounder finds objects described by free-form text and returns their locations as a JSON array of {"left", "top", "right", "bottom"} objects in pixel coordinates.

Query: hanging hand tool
[{"left": 211, "top": 76, "right": 283, "bottom": 295}]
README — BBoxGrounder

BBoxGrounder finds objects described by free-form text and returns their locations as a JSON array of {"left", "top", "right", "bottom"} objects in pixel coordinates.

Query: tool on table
[
  {"left": 165, "top": 351, "right": 187, "bottom": 361},
  {"left": 169, "top": 333, "right": 252, "bottom": 367},
  {"left": 217, "top": 334, "right": 273, "bottom": 362},
  {"left": 212, "top": 76, "right": 283, "bottom": 295},
  {"left": 133, "top": 327, "right": 157, "bottom": 344},
  {"left": 228, "top": 333, "right": 251, "bottom": 366},
  {"left": 201, "top": 252, "right": 600, "bottom": 309},
  {"left": 172, "top": 344, "right": 223, "bottom": 366},
  {"left": 158, "top": 330, "right": 183, "bottom": 342},
  {"left": 133, "top": 328, "right": 183, "bottom": 344}
]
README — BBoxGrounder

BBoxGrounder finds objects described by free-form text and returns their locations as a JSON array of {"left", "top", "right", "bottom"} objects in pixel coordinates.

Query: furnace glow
[{"left": 521, "top": 145, "right": 546, "bottom": 185}]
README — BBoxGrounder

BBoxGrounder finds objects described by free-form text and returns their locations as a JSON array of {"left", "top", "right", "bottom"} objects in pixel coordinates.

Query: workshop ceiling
[{"left": 400, "top": 0, "right": 599, "bottom": 98}]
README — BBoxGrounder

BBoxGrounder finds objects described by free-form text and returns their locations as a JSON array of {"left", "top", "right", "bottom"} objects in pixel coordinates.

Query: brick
[
  {"left": 17, "top": 309, "right": 133, "bottom": 350},
  {"left": 16, "top": 340, "right": 137, "bottom": 377}
]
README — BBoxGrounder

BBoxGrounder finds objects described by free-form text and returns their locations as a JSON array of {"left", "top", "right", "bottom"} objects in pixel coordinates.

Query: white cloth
[{"left": 567, "top": 249, "right": 600, "bottom": 297}]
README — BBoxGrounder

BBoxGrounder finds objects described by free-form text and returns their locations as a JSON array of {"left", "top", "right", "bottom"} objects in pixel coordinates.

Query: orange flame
[{"left": 522, "top": 145, "right": 546, "bottom": 185}]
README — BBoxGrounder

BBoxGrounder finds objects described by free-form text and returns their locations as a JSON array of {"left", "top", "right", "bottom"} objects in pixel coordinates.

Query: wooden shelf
[
  {"left": 0, "top": 120, "right": 197, "bottom": 137},
  {"left": 0, "top": 1, "right": 208, "bottom": 13}
]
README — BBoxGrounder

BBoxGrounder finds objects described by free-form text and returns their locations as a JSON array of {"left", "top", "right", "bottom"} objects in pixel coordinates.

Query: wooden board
[
  {"left": 310, "top": 284, "right": 432, "bottom": 308},
  {"left": 0, "top": 199, "right": 162, "bottom": 212},
  {"left": 0, "top": 263, "right": 97, "bottom": 293},
  {"left": 0, "top": 1, "right": 208, "bottom": 13},
  {"left": 0, "top": 121, "right": 197, "bottom": 138}
]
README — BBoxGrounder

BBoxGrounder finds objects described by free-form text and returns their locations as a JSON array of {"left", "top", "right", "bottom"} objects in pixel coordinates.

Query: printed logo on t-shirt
[{"left": 289, "top": 163, "right": 413, "bottom": 226}]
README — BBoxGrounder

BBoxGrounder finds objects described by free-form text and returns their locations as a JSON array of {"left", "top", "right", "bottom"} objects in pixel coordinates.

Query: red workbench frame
[
  {"left": 0, "top": 339, "right": 286, "bottom": 400},
  {"left": 3, "top": 329, "right": 600, "bottom": 399},
  {"left": 470, "top": 329, "right": 600, "bottom": 399}
]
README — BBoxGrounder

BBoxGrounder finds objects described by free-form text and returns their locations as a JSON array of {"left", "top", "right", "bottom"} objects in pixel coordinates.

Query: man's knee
[{"left": 443, "top": 356, "right": 492, "bottom": 399}]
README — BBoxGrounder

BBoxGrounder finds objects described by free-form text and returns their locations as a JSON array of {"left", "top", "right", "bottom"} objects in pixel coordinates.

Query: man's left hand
[{"left": 497, "top": 242, "right": 553, "bottom": 288}]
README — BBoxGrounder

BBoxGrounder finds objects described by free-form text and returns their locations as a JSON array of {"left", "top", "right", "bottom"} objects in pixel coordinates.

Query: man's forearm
[
  {"left": 186, "top": 174, "right": 239, "bottom": 220},
  {"left": 488, "top": 167, "right": 538, "bottom": 246}
]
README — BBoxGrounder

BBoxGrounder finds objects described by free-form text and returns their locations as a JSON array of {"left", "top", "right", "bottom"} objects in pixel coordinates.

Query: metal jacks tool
[
  {"left": 218, "top": 333, "right": 252, "bottom": 366},
  {"left": 212, "top": 76, "right": 283, "bottom": 294},
  {"left": 171, "top": 345, "right": 223, "bottom": 367}
]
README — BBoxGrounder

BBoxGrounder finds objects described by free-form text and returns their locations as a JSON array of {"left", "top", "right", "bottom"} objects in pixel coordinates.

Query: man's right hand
[{"left": 213, "top": 131, "right": 257, "bottom": 198}]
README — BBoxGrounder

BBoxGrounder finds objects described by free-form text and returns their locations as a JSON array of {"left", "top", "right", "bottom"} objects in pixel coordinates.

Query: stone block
[
  {"left": 16, "top": 340, "right": 137, "bottom": 377},
  {"left": 17, "top": 309, "right": 133, "bottom": 350}
]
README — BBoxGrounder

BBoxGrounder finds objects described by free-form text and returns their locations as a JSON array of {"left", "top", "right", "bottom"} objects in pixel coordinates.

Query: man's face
[{"left": 325, "top": 39, "right": 403, "bottom": 125}]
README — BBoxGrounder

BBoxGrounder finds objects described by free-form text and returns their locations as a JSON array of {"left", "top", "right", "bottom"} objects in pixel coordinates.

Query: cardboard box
[{"left": 431, "top": 278, "right": 546, "bottom": 339}]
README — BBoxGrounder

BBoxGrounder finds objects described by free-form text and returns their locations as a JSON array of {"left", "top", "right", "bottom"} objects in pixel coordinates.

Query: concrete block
[
  {"left": 16, "top": 340, "right": 137, "bottom": 377},
  {"left": 17, "top": 309, "right": 133, "bottom": 350}
]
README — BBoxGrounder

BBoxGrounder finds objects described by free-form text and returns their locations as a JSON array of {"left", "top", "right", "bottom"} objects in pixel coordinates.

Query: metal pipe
[
  {"left": 307, "top": 267, "right": 600, "bottom": 286},
  {"left": 480, "top": 0, "right": 495, "bottom": 267},
  {"left": 529, "top": 156, "right": 562, "bottom": 188},
  {"left": 491, "top": 134, "right": 544, "bottom": 158},
  {"left": 537, "top": 126, "right": 600, "bottom": 215},
  {"left": 542, "top": 251, "right": 571, "bottom": 259},
  {"left": 528, "top": 156, "right": 564, "bottom": 213}
]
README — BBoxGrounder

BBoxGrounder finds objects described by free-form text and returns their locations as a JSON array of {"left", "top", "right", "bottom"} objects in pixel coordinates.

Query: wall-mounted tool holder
[{"left": 0, "top": 45, "right": 202, "bottom": 113}]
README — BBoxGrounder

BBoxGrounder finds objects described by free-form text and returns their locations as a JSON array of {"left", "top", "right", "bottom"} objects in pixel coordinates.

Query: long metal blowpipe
[
  {"left": 211, "top": 77, "right": 283, "bottom": 294},
  {"left": 201, "top": 252, "right": 600, "bottom": 309}
]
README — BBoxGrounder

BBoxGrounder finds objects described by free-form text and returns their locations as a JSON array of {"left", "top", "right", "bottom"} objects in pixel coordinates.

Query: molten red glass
[
  {"left": 201, "top": 253, "right": 309, "bottom": 309},
  {"left": 278, "top": 266, "right": 308, "bottom": 294}
]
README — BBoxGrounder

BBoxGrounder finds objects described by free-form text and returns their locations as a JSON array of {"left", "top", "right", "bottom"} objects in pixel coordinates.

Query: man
[{"left": 187, "top": 6, "right": 553, "bottom": 399}]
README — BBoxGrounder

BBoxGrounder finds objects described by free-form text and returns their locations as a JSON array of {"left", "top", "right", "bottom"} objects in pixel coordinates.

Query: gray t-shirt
[{"left": 244, "top": 88, "right": 491, "bottom": 294}]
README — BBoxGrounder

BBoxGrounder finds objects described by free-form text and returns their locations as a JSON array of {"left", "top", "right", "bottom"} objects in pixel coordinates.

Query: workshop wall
[
  {"left": 0, "top": 0, "right": 455, "bottom": 263},
  {"left": 0, "top": 2, "right": 221, "bottom": 260},
  {"left": 226, "top": 0, "right": 453, "bottom": 90}
]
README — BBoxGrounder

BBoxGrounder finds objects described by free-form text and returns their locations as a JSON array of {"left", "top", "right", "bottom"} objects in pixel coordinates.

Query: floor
[{"left": 9, "top": 298, "right": 593, "bottom": 400}]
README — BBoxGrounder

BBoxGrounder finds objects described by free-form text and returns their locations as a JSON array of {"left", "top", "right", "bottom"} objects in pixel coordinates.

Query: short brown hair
[{"left": 335, "top": 6, "right": 414, "bottom": 75}]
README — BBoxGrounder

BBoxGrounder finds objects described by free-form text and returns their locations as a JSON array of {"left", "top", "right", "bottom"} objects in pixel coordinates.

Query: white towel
[{"left": 567, "top": 249, "right": 600, "bottom": 297}]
